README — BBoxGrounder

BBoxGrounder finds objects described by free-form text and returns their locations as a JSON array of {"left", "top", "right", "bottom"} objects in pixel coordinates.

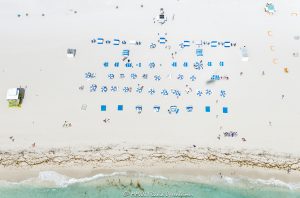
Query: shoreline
[
  {"left": 0, "top": 145, "right": 299, "bottom": 186},
  {"left": 1, "top": 165, "right": 300, "bottom": 191}
]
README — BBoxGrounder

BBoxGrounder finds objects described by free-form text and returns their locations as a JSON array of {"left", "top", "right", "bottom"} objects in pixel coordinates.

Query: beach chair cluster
[
  {"left": 67, "top": 48, "right": 76, "bottom": 58},
  {"left": 89, "top": 84, "right": 97, "bottom": 92},
  {"left": 159, "top": 37, "right": 167, "bottom": 44},
  {"left": 150, "top": 39, "right": 236, "bottom": 49},
  {"left": 194, "top": 40, "right": 237, "bottom": 48},
  {"left": 152, "top": 39, "right": 236, "bottom": 48},
  {"left": 100, "top": 104, "right": 229, "bottom": 114},
  {"left": 223, "top": 131, "right": 238, "bottom": 137},
  {"left": 171, "top": 60, "right": 224, "bottom": 68},
  {"left": 85, "top": 72, "right": 96, "bottom": 79},
  {"left": 93, "top": 38, "right": 142, "bottom": 46},
  {"left": 101, "top": 61, "right": 224, "bottom": 68},
  {"left": 210, "top": 74, "right": 229, "bottom": 81},
  {"left": 104, "top": 73, "right": 188, "bottom": 81},
  {"left": 92, "top": 37, "right": 237, "bottom": 50},
  {"left": 179, "top": 40, "right": 191, "bottom": 48},
  {"left": 94, "top": 84, "right": 227, "bottom": 98},
  {"left": 103, "top": 72, "right": 228, "bottom": 83}
]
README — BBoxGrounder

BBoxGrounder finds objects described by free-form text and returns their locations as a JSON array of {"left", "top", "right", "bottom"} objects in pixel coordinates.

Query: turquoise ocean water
[{"left": 0, "top": 171, "right": 299, "bottom": 198}]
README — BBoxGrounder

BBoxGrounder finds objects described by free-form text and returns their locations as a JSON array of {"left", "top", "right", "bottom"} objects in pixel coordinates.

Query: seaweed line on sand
[{"left": 0, "top": 145, "right": 299, "bottom": 172}]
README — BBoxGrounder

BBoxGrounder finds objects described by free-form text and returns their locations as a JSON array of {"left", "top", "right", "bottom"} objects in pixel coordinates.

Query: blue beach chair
[
  {"left": 153, "top": 105, "right": 160, "bottom": 112},
  {"left": 183, "top": 40, "right": 190, "bottom": 47},
  {"left": 113, "top": 39, "right": 120, "bottom": 45},
  {"left": 159, "top": 37, "right": 167, "bottom": 44},
  {"left": 119, "top": 73, "right": 125, "bottom": 79},
  {"left": 97, "top": 38, "right": 104, "bottom": 44},
  {"left": 211, "top": 75, "right": 220, "bottom": 80},
  {"left": 205, "top": 106, "right": 211, "bottom": 113},
  {"left": 196, "top": 49, "right": 203, "bottom": 56},
  {"left": 211, "top": 41, "right": 218, "bottom": 47},
  {"left": 168, "top": 106, "right": 179, "bottom": 114},
  {"left": 224, "top": 41, "right": 231, "bottom": 48},
  {"left": 125, "top": 62, "right": 132, "bottom": 68},
  {"left": 101, "top": 105, "right": 106, "bottom": 111},
  {"left": 114, "top": 62, "right": 120, "bottom": 67},
  {"left": 186, "top": 106, "right": 193, "bottom": 112},
  {"left": 122, "top": 49, "right": 130, "bottom": 57},
  {"left": 135, "top": 105, "right": 143, "bottom": 114},
  {"left": 103, "top": 62, "right": 109, "bottom": 67},
  {"left": 117, "top": 105, "right": 123, "bottom": 111},
  {"left": 223, "top": 107, "right": 228, "bottom": 114}
]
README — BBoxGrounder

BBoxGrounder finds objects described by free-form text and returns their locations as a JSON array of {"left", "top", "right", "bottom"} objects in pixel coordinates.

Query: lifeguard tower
[{"left": 6, "top": 88, "right": 21, "bottom": 107}]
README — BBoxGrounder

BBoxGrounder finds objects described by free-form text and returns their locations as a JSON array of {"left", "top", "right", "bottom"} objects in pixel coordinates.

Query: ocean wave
[
  {"left": 38, "top": 171, "right": 128, "bottom": 187},
  {"left": 0, "top": 171, "right": 299, "bottom": 190},
  {"left": 0, "top": 171, "right": 168, "bottom": 188},
  {"left": 0, "top": 171, "right": 128, "bottom": 188},
  {"left": 215, "top": 176, "right": 300, "bottom": 190},
  {"left": 248, "top": 178, "right": 300, "bottom": 190},
  {"left": 195, "top": 175, "right": 300, "bottom": 190},
  {"left": 147, "top": 174, "right": 168, "bottom": 180}
]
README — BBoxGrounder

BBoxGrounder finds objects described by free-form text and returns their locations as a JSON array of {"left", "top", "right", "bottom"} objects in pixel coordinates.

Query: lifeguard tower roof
[{"left": 6, "top": 88, "right": 19, "bottom": 100}]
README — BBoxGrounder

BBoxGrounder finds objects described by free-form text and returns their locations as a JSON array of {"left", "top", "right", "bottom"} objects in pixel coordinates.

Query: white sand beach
[{"left": 0, "top": 0, "right": 300, "bottom": 183}]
